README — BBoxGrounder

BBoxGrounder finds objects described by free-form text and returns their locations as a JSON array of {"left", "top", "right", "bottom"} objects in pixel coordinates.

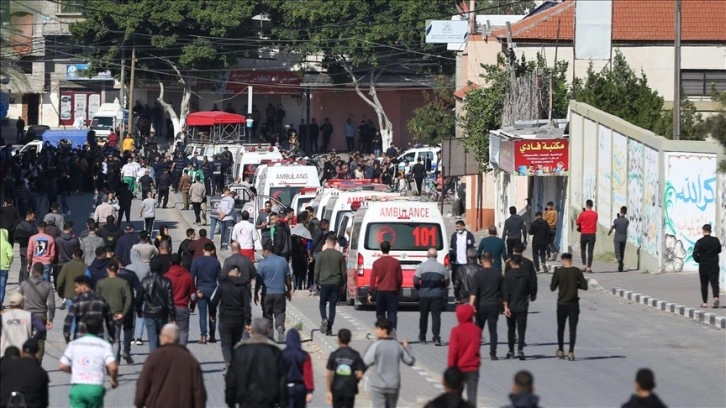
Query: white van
[
  {"left": 90, "top": 102, "right": 126, "bottom": 141},
  {"left": 290, "top": 188, "right": 319, "bottom": 215},
  {"left": 235, "top": 145, "right": 284, "bottom": 183},
  {"left": 394, "top": 146, "right": 440, "bottom": 172},
  {"left": 345, "top": 197, "right": 449, "bottom": 309},
  {"left": 323, "top": 188, "right": 400, "bottom": 233},
  {"left": 255, "top": 163, "right": 321, "bottom": 207}
]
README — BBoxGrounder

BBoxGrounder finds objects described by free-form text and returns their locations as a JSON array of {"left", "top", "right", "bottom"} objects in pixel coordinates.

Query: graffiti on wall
[
  {"left": 663, "top": 153, "right": 717, "bottom": 272},
  {"left": 641, "top": 146, "right": 661, "bottom": 259},
  {"left": 627, "top": 139, "right": 644, "bottom": 246},
  {"left": 570, "top": 113, "right": 583, "bottom": 207},
  {"left": 720, "top": 175, "right": 726, "bottom": 287},
  {"left": 612, "top": 131, "right": 628, "bottom": 215},
  {"left": 597, "top": 125, "right": 612, "bottom": 226}
]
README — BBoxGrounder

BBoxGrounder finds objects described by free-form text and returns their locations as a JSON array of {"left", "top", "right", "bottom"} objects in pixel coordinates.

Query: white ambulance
[
  {"left": 234, "top": 145, "right": 284, "bottom": 184},
  {"left": 323, "top": 187, "right": 400, "bottom": 233},
  {"left": 290, "top": 188, "right": 319, "bottom": 215},
  {"left": 345, "top": 197, "right": 449, "bottom": 309},
  {"left": 254, "top": 163, "right": 320, "bottom": 207}
]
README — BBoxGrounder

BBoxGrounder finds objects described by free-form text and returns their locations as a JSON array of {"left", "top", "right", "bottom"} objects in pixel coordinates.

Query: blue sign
[{"left": 66, "top": 64, "right": 113, "bottom": 81}]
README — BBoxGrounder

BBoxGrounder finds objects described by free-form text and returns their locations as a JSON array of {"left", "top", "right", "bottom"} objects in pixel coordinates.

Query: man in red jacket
[
  {"left": 367, "top": 241, "right": 403, "bottom": 330},
  {"left": 447, "top": 304, "right": 481, "bottom": 407},
  {"left": 575, "top": 199, "right": 598, "bottom": 273},
  {"left": 165, "top": 253, "right": 196, "bottom": 345}
]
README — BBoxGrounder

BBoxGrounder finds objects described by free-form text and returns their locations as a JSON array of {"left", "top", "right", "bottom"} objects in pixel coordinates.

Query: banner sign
[
  {"left": 225, "top": 70, "right": 302, "bottom": 94},
  {"left": 513, "top": 139, "right": 569, "bottom": 176},
  {"left": 66, "top": 64, "right": 113, "bottom": 81},
  {"left": 425, "top": 20, "right": 468, "bottom": 43}
]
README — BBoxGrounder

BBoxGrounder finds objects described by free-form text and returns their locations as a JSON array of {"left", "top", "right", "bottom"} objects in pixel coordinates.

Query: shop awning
[{"left": 186, "top": 111, "right": 246, "bottom": 126}]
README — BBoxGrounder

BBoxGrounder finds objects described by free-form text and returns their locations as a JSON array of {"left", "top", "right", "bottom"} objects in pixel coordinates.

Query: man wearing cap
[
  {"left": 0, "top": 338, "right": 50, "bottom": 408},
  {"left": 42, "top": 213, "right": 61, "bottom": 238},
  {"left": 27, "top": 221, "right": 56, "bottom": 283},
  {"left": 693, "top": 224, "right": 722, "bottom": 309},
  {"left": 0, "top": 292, "right": 46, "bottom": 357}
]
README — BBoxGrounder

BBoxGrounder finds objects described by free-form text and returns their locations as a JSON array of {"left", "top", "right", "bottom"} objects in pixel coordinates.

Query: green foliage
[
  {"left": 478, "top": 0, "right": 537, "bottom": 15},
  {"left": 69, "top": 0, "right": 260, "bottom": 81},
  {"left": 270, "top": 0, "right": 453, "bottom": 70},
  {"left": 576, "top": 50, "right": 704, "bottom": 140},
  {"left": 700, "top": 86, "right": 726, "bottom": 171},
  {"left": 0, "top": 26, "right": 29, "bottom": 92},
  {"left": 459, "top": 53, "right": 570, "bottom": 167},
  {"left": 407, "top": 75, "right": 455, "bottom": 144}
]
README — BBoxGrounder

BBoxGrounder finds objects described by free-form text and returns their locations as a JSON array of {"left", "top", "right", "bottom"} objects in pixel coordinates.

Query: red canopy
[{"left": 186, "top": 111, "right": 246, "bottom": 126}]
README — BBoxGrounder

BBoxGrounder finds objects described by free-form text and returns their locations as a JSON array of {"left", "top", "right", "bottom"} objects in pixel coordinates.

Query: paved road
[{"left": 2, "top": 192, "right": 337, "bottom": 408}]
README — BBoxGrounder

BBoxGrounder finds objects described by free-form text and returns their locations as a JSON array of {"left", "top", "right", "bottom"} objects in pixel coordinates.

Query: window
[
  {"left": 59, "top": 0, "right": 82, "bottom": 14},
  {"left": 681, "top": 70, "right": 726, "bottom": 97},
  {"left": 364, "top": 223, "right": 444, "bottom": 251}
]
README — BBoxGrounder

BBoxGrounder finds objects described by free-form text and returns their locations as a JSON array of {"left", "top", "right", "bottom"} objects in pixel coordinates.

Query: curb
[
  {"left": 286, "top": 304, "right": 340, "bottom": 355},
  {"left": 607, "top": 287, "right": 725, "bottom": 330}
]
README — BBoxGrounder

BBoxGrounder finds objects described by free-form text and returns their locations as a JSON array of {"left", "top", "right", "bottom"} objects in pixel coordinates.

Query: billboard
[
  {"left": 513, "top": 139, "right": 568, "bottom": 176},
  {"left": 425, "top": 20, "right": 468, "bottom": 44}
]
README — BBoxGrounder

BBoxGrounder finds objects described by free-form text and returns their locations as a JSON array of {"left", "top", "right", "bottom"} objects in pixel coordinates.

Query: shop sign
[{"left": 513, "top": 139, "right": 569, "bottom": 176}]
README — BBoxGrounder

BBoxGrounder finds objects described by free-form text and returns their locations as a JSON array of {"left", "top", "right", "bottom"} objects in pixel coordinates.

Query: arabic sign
[
  {"left": 513, "top": 139, "right": 569, "bottom": 176},
  {"left": 425, "top": 20, "right": 468, "bottom": 44},
  {"left": 226, "top": 70, "right": 302, "bottom": 94},
  {"left": 66, "top": 64, "right": 113, "bottom": 81}
]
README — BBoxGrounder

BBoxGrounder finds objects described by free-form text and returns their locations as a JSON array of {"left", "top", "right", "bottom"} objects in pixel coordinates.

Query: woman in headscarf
[
  {"left": 282, "top": 329, "right": 315, "bottom": 407},
  {"left": 154, "top": 225, "right": 172, "bottom": 249}
]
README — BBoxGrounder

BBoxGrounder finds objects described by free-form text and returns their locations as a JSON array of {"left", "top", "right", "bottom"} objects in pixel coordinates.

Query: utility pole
[
  {"left": 127, "top": 46, "right": 136, "bottom": 137},
  {"left": 673, "top": 0, "right": 681, "bottom": 140},
  {"left": 119, "top": 46, "right": 126, "bottom": 134},
  {"left": 468, "top": 0, "right": 476, "bottom": 35},
  {"left": 505, "top": 22, "right": 517, "bottom": 85}
]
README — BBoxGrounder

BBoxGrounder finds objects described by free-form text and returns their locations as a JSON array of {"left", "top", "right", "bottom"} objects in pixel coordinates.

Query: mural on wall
[
  {"left": 597, "top": 125, "right": 612, "bottom": 226},
  {"left": 641, "top": 146, "right": 661, "bottom": 259},
  {"left": 611, "top": 131, "right": 628, "bottom": 215},
  {"left": 570, "top": 113, "right": 583, "bottom": 207},
  {"left": 627, "top": 139, "right": 644, "bottom": 246},
  {"left": 582, "top": 119, "right": 597, "bottom": 205},
  {"left": 720, "top": 175, "right": 726, "bottom": 288},
  {"left": 663, "top": 153, "right": 718, "bottom": 272}
]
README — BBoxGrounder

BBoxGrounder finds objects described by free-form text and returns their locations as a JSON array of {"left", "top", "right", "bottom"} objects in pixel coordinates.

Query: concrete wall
[
  {"left": 568, "top": 102, "right": 725, "bottom": 280},
  {"left": 516, "top": 44, "right": 726, "bottom": 102}
]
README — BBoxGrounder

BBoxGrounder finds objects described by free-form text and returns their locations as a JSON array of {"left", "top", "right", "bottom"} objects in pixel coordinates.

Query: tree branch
[{"left": 159, "top": 57, "right": 187, "bottom": 87}]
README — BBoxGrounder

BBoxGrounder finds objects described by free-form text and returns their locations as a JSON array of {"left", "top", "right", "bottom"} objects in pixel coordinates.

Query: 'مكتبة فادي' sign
[{"left": 513, "top": 139, "right": 569, "bottom": 176}]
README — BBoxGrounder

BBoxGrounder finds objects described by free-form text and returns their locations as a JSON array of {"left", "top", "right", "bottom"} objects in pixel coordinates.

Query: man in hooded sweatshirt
[
  {"left": 80, "top": 222, "right": 105, "bottom": 266},
  {"left": 503, "top": 370, "right": 540, "bottom": 408},
  {"left": 85, "top": 246, "right": 110, "bottom": 290},
  {"left": 282, "top": 329, "right": 315, "bottom": 407},
  {"left": 621, "top": 368, "right": 667, "bottom": 408},
  {"left": 0, "top": 227, "right": 14, "bottom": 308},
  {"left": 115, "top": 224, "right": 140, "bottom": 266},
  {"left": 447, "top": 304, "right": 481, "bottom": 406},
  {"left": 19, "top": 262, "right": 55, "bottom": 363}
]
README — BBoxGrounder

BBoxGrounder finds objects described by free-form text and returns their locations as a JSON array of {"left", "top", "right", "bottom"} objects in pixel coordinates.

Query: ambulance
[
  {"left": 290, "top": 188, "right": 319, "bottom": 214},
  {"left": 322, "top": 187, "right": 400, "bottom": 234},
  {"left": 308, "top": 188, "right": 340, "bottom": 220},
  {"left": 345, "top": 197, "right": 449, "bottom": 309},
  {"left": 254, "top": 163, "right": 320, "bottom": 207},
  {"left": 234, "top": 144, "right": 284, "bottom": 184}
]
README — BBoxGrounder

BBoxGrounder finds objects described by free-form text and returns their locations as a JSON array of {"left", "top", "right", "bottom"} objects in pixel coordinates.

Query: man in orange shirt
[
  {"left": 575, "top": 200, "right": 598, "bottom": 273},
  {"left": 367, "top": 241, "right": 402, "bottom": 330}
]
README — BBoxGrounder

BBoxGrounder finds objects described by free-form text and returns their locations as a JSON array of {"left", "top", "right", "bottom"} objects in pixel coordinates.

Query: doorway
[{"left": 22, "top": 94, "right": 40, "bottom": 125}]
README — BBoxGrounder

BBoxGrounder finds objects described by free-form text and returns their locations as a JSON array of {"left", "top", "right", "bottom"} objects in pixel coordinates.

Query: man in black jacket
[
  {"left": 413, "top": 248, "right": 450, "bottom": 346},
  {"left": 271, "top": 212, "right": 291, "bottom": 261},
  {"left": 136, "top": 264, "right": 176, "bottom": 353},
  {"left": 117, "top": 183, "right": 133, "bottom": 225},
  {"left": 449, "top": 220, "right": 476, "bottom": 304},
  {"left": 157, "top": 169, "right": 171, "bottom": 209},
  {"left": 528, "top": 211, "right": 550, "bottom": 273},
  {"left": 115, "top": 224, "right": 139, "bottom": 266},
  {"left": 1, "top": 198, "right": 22, "bottom": 244},
  {"left": 211, "top": 257, "right": 254, "bottom": 368},
  {"left": 98, "top": 215, "right": 122, "bottom": 249},
  {"left": 693, "top": 224, "right": 722, "bottom": 309},
  {"left": 225, "top": 317, "right": 287, "bottom": 407},
  {"left": 502, "top": 206, "right": 527, "bottom": 256},
  {"left": 14, "top": 210, "right": 36, "bottom": 283},
  {"left": 503, "top": 255, "right": 536, "bottom": 360},
  {"left": 550, "top": 253, "right": 588, "bottom": 361},
  {"left": 469, "top": 252, "right": 503, "bottom": 360}
]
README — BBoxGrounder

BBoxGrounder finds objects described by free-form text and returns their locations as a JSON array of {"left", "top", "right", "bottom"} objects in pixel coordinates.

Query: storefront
[{"left": 59, "top": 64, "right": 115, "bottom": 127}]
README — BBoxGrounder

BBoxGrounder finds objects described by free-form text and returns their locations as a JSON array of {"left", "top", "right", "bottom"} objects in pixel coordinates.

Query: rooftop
[{"left": 492, "top": 0, "right": 726, "bottom": 43}]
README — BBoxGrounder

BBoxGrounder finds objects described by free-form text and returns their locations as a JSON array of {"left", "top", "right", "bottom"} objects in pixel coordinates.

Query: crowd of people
[{"left": 0, "top": 128, "right": 683, "bottom": 408}]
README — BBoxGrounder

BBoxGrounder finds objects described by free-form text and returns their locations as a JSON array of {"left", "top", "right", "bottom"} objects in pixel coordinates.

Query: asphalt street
[{"left": 3, "top": 189, "right": 725, "bottom": 407}]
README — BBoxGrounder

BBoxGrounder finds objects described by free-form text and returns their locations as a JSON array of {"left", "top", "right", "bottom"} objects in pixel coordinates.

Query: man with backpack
[
  {"left": 326, "top": 328, "right": 365, "bottom": 408},
  {"left": 270, "top": 212, "right": 292, "bottom": 261}
]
